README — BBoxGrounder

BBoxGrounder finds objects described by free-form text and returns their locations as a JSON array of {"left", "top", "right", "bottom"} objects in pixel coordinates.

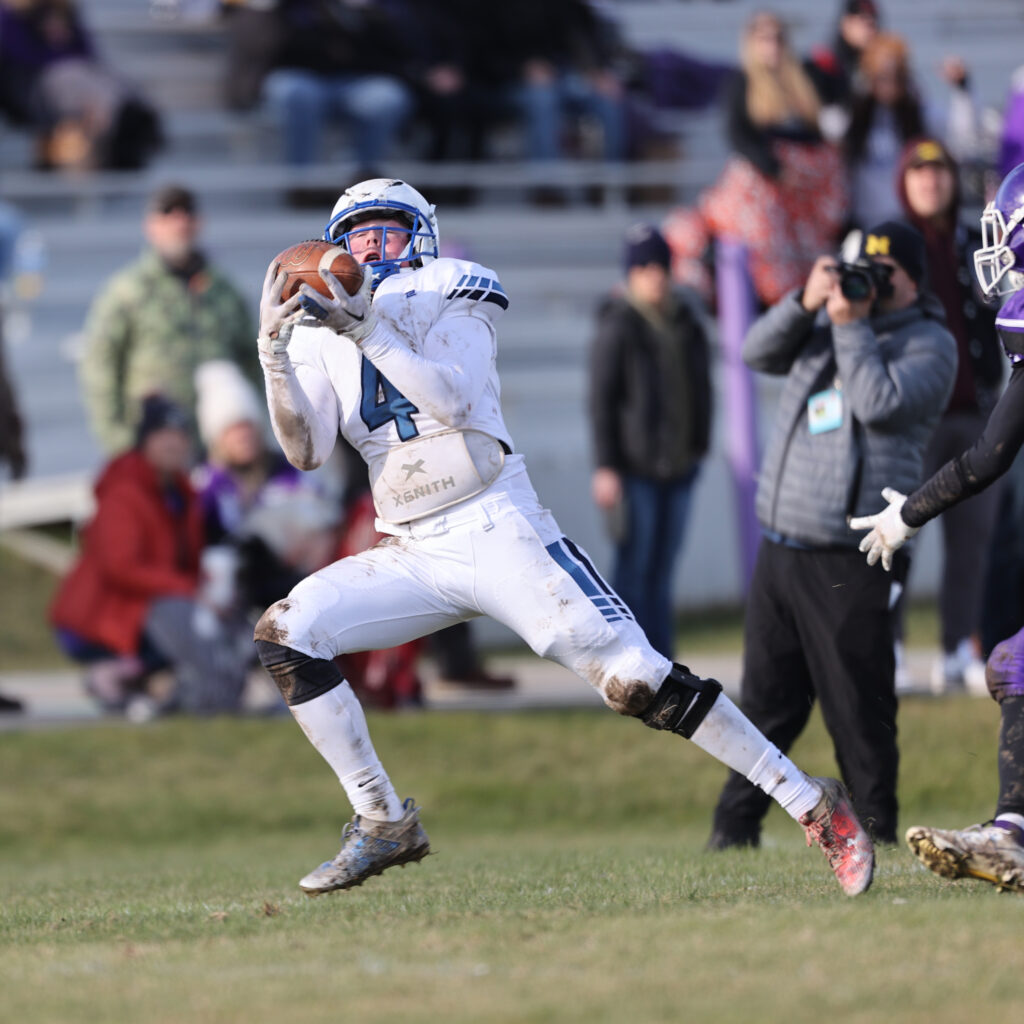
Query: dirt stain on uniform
[
  {"left": 602, "top": 677, "right": 655, "bottom": 716},
  {"left": 254, "top": 600, "right": 293, "bottom": 646}
]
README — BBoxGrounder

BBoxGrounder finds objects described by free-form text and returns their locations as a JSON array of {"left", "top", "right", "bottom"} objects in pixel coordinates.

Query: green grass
[{"left": 0, "top": 698, "right": 1015, "bottom": 1024}]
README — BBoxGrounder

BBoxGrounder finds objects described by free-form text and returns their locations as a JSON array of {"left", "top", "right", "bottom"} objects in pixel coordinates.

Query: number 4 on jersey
[{"left": 360, "top": 357, "right": 420, "bottom": 440}]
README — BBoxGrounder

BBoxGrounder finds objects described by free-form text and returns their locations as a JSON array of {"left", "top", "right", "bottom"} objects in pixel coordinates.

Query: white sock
[
  {"left": 289, "top": 683, "right": 405, "bottom": 822},
  {"left": 688, "top": 692, "right": 822, "bottom": 821}
]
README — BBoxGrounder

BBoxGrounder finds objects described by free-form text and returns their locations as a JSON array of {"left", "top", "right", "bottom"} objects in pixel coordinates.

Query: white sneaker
[
  {"left": 931, "top": 638, "right": 984, "bottom": 695},
  {"left": 963, "top": 658, "right": 989, "bottom": 698},
  {"left": 894, "top": 641, "right": 916, "bottom": 695}
]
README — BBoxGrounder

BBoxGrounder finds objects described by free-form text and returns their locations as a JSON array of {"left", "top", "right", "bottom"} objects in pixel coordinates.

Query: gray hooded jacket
[{"left": 746, "top": 289, "right": 957, "bottom": 548}]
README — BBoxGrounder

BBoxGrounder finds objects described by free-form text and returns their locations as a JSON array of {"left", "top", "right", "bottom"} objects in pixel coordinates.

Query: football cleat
[
  {"left": 905, "top": 821, "right": 1024, "bottom": 893},
  {"left": 800, "top": 777, "right": 875, "bottom": 896},
  {"left": 299, "top": 797, "right": 430, "bottom": 896}
]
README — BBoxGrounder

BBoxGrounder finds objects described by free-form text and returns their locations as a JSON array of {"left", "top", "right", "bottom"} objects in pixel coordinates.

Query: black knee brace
[
  {"left": 255, "top": 639, "right": 346, "bottom": 706},
  {"left": 638, "top": 663, "right": 722, "bottom": 739}
]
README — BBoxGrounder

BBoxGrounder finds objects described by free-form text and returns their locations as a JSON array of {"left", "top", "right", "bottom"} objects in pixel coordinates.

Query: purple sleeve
[{"left": 903, "top": 361, "right": 1024, "bottom": 527}]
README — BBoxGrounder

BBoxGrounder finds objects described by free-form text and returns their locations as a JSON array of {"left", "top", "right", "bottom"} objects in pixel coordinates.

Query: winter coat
[
  {"left": 590, "top": 290, "right": 712, "bottom": 480},
  {"left": 80, "top": 248, "right": 257, "bottom": 454},
  {"left": 49, "top": 450, "right": 202, "bottom": 654},
  {"left": 746, "top": 289, "right": 957, "bottom": 547}
]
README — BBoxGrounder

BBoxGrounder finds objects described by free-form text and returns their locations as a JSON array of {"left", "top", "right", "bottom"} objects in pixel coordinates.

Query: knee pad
[
  {"left": 254, "top": 639, "right": 345, "bottom": 707},
  {"left": 637, "top": 663, "right": 722, "bottom": 739},
  {"left": 986, "top": 632, "right": 1024, "bottom": 704}
]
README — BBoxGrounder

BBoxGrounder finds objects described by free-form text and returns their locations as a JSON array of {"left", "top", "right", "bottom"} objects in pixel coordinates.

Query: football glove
[
  {"left": 848, "top": 487, "right": 919, "bottom": 571},
  {"left": 296, "top": 264, "right": 376, "bottom": 343},
  {"left": 258, "top": 259, "right": 303, "bottom": 355}
]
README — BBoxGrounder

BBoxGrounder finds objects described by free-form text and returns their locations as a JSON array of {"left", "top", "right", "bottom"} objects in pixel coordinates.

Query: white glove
[
  {"left": 296, "top": 264, "right": 376, "bottom": 343},
  {"left": 848, "top": 487, "right": 919, "bottom": 571},
  {"left": 258, "top": 259, "right": 304, "bottom": 356}
]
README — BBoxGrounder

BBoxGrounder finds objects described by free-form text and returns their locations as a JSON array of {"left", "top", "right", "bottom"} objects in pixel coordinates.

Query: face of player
[
  {"left": 904, "top": 162, "right": 956, "bottom": 222},
  {"left": 346, "top": 218, "right": 412, "bottom": 265}
]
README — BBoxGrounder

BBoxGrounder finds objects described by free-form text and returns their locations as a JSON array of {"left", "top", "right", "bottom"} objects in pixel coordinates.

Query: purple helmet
[{"left": 975, "top": 162, "right": 1024, "bottom": 297}]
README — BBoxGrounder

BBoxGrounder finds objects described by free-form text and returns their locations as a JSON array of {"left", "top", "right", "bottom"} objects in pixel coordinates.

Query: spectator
[
  {"left": 842, "top": 33, "right": 979, "bottom": 230},
  {"left": 895, "top": 137, "right": 1003, "bottom": 694},
  {"left": 80, "top": 183, "right": 257, "bottom": 455},
  {"left": 0, "top": 0, "right": 162, "bottom": 171},
  {"left": 697, "top": 10, "right": 848, "bottom": 306},
  {"left": 500, "top": 0, "right": 628, "bottom": 167},
  {"left": 589, "top": 223, "right": 712, "bottom": 660},
  {"left": 49, "top": 394, "right": 254, "bottom": 717},
  {"left": 221, "top": 0, "right": 413, "bottom": 206},
  {"left": 808, "top": 0, "right": 881, "bottom": 117},
  {"left": 707, "top": 222, "right": 956, "bottom": 848},
  {"left": 192, "top": 359, "right": 340, "bottom": 614}
]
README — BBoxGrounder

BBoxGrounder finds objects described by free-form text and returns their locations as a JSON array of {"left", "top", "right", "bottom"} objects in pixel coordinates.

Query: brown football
[{"left": 273, "top": 240, "right": 365, "bottom": 299}]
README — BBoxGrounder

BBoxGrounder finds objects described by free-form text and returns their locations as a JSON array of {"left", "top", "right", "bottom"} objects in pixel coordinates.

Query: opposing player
[
  {"left": 254, "top": 178, "right": 874, "bottom": 897},
  {"left": 851, "top": 162, "right": 1024, "bottom": 893}
]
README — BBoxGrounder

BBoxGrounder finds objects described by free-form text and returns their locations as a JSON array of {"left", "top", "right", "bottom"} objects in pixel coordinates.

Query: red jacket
[{"left": 49, "top": 450, "right": 203, "bottom": 655}]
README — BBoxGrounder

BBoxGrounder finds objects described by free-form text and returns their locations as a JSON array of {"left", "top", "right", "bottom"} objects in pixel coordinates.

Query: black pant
[{"left": 711, "top": 538, "right": 902, "bottom": 843}]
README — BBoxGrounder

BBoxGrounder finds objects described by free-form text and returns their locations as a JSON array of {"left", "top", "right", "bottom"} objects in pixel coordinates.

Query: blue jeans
[
  {"left": 612, "top": 469, "right": 699, "bottom": 660},
  {"left": 510, "top": 71, "right": 626, "bottom": 161},
  {"left": 263, "top": 69, "right": 413, "bottom": 167}
]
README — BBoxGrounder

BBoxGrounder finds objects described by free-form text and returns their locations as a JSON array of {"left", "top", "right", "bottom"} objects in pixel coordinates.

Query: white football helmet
[
  {"left": 975, "top": 162, "right": 1024, "bottom": 298},
  {"left": 323, "top": 178, "right": 439, "bottom": 289}
]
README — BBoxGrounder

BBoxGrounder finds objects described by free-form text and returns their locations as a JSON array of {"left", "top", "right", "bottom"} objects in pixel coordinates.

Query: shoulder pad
[
  {"left": 997, "top": 290, "right": 1024, "bottom": 334},
  {"left": 434, "top": 258, "right": 509, "bottom": 323}
]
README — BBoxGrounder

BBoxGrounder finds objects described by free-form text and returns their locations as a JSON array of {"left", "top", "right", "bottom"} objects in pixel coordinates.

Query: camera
[{"left": 838, "top": 260, "right": 894, "bottom": 302}]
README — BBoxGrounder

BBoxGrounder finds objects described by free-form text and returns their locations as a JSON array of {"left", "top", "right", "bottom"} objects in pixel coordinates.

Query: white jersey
[{"left": 263, "top": 257, "right": 513, "bottom": 475}]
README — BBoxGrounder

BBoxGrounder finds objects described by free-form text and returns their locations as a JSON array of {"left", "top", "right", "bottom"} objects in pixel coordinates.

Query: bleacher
[{"left": 2, "top": 0, "right": 1023, "bottom": 611}]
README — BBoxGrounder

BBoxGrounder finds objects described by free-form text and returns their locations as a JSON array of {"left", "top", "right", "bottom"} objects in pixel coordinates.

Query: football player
[
  {"left": 254, "top": 178, "right": 874, "bottom": 897},
  {"left": 851, "top": 161, "right": 1024, "bottom": 893}
]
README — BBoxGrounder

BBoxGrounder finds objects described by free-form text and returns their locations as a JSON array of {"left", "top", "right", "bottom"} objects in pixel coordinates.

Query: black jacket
[{"left": 590, "top": 291, "right": 712, "bottom": 479}]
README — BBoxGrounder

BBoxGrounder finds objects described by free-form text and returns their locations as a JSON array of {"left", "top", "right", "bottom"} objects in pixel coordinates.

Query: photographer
[{"left": 707, "top": 221, "right": 957, "bottom": 849}]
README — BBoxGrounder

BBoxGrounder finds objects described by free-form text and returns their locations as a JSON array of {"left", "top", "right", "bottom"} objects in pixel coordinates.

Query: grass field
[{"left": 2, "top": 696, "right": 1020, "bottom": 1024}]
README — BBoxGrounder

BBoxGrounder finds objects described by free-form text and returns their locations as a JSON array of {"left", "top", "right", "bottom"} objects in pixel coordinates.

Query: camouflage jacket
[{"left": 80, "top": 248, "right": 258, "bottom": 454}]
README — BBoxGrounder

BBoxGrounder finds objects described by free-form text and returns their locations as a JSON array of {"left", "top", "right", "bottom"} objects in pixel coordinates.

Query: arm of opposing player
[{"left": 356, "top": 312, "right": 494, "bottom": 428}]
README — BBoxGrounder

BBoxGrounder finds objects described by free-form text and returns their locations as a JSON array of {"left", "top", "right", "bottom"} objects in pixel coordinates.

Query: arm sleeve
[
  {"left": 833, "top": 318, "right": 957, "bottom": 429},
  {"left": 589, "top": 309, "right": 625, "bottom": 469},
  {"left": 356, "top": 311, "right": 494, "bottom": 429},
  {"left": 80, "top": 284, "right": 134, "bottom": 454},
  {"left": 903, "top": 361, "right": 1024, "bottom": 527},
  {"left": 89, "top": 490, "right": 196, "bottom": 598},
  {"left": 741, "top": 291, "right": 817, "bottom": 374},
  {"left": 260, "top": 345, "right": 341, "bottom": 471}
]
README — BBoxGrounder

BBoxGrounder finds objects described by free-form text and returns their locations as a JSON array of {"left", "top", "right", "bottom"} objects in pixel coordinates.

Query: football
[{"left": 272, "top": 240, "right": 365, "bottom": 300}]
